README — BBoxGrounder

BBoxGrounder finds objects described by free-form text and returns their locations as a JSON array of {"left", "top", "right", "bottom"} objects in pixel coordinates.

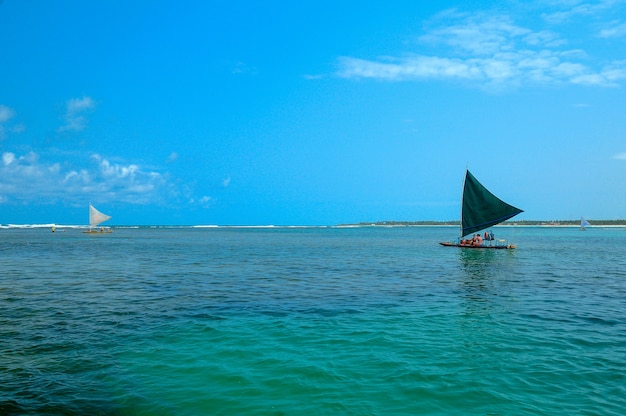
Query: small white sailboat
[
  {"left": 580, "top": 217, "right": 590, "bottom": 231},
  {"left": 83, "top": 204, "right": 113, "bottom": 234}
]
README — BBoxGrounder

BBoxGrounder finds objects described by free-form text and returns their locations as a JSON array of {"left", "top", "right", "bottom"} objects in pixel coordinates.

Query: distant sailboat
[
  {"left": 580, "top": 217, "right": 591, "bottom": 231},
  {"left": 440, "top": 169, "right": 523, "bottom": 249},
  {"left": 83, "top": 204, "right": 113, "bottom": 234}
]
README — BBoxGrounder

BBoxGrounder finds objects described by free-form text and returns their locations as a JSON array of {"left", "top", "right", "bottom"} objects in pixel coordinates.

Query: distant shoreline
[
  {"left": 338, "top": 220, "right": 626, "bottom": 227},
  {"left": 2, "top": 220, "right": 626, "bottom": 229}
]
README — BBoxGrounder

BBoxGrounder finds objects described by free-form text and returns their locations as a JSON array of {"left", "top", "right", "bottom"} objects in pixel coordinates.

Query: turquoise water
[{"left": 1, "top": 226, "right": 625, "bottom": 415}]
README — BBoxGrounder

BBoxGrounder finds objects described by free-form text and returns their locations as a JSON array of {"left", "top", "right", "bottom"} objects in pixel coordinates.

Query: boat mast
[{"left": 459, "top": 166, "right": 467, "bottom": 238}]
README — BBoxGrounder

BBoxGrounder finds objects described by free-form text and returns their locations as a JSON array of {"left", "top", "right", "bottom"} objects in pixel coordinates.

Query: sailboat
[
  {"left": 440, "top": 169, "right": 523, "bottom": 249},
  {"left": 82, "top": 204, "right": 113, "bottom": 234},
  {"left": 580, "top": 217, "right": 590, "bottom": 231}
]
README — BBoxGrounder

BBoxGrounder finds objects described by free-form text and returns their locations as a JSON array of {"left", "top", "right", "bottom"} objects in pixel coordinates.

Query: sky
[{"left": 1, "top": 0, "right": 626, "bottom": 226}]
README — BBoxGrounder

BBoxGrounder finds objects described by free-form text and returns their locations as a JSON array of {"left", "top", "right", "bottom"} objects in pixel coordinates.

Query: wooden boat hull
[{"left": 439, "top": 241, "right": 516, "bottom": 249}]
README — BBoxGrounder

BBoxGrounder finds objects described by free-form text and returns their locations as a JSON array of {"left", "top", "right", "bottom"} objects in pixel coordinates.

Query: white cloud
[
  {"left": 602, "top": 60, "right": 626, "bottom": 81},
  {"left": 188, "top": 195, "right": 214, "bottom": 208},
  {"left": 231, "top": 61, "right": 258, "bottom": 75},
  {"left": 93, "top": 154, "right": 139, "bottom": 179},
  {"left": 58, "top": 96, "right": 95, "bottom": 132},
  {"left": 613, "top": 152, "right": 626, "bottom": 160},
  {"left": 420, "top": 13, "right": 534, "bottom": 55},
  {"left": 0, "top": 105, "right": 15, "bottom": 123},
  {"left": 67, "top": 96, "right": 95, "bottom": 113},
  {"left": 198, "top": 196, "right": 212, "bottom": 207},
  {"left": 167, "top": 152, "right": 179, "bottom": 163},
  {"left": 600, "top": 21, "right": 626, "bottom": 38},
  {"left": 336, "top": 6, "right": 626, "bottom": 89},
  {"left": 524, "top": 30, "right": 567, "bottom": 48},
  {"left": 0, "top": 104, "right": 16, "bottom": 140},
  {"left": 0, "top": 151, "right": 172, "bottom": 205},
  {"left": 338, "top": 56, "right": 480, "bottom": 81},
  {"left": 222, "top": 177, "right": 231, "bottom": 187},
  {"left": 337, "top": 50, "right": 623, "bottom": 88},
  {"left": 2, "top": 152, "right": 16, "bottom": 165},
  {"left": 540, "top": 0, "right": 618, "bottom": 24}
]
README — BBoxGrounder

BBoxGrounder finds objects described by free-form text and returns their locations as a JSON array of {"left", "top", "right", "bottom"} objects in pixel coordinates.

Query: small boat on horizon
[
  {"left": 82, "top": 204, "right": 113, "bottom": 234},
  {"left": 580, "top": 217, "right": 591, "bottom": 231},
  {"left": 439, "top": 169, "right": 523, "bottom": 249}
]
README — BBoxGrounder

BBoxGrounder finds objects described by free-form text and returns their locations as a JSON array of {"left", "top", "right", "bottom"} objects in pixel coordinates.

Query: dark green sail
[{"left": 461, "top": 170, "right": 523, "bottom": 237}]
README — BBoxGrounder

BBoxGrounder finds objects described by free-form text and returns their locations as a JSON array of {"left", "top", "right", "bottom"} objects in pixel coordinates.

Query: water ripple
[{"left": 1, "top": 227, "right": 625, "bottom": 415}]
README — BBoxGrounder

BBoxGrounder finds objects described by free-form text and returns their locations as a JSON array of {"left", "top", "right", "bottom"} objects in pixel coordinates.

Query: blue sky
[{"left": 1, "top": 0, "right": 626, "bottom": 225}]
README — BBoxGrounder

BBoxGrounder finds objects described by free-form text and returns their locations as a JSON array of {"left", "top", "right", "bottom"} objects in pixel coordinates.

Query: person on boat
[{"left": 473, "top": 233, "right": 483, "bottom": 246}]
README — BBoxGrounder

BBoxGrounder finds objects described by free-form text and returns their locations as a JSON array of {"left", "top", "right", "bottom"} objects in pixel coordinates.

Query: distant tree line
[{"left": 340, "top": 219, "right": 626, "bottom": 226}]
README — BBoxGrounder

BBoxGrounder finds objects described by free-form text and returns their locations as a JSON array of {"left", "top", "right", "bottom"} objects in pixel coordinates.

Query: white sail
[
  {"left": 89, "top": 204, "right": 111, "bottom": 227},
  {"left": 581, "top": 217, "right": 590, "bottom": 229}
]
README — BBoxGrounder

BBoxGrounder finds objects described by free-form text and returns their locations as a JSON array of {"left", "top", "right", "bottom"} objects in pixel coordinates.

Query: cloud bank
[
  {"left": 0, "top": 151, "right": 170, "bottom": 205},
  {"left": 0, "top": 94, "right": 214, "bottom": 210},
  {"left": 336, "top": 5, "right": 626, "bottom": 89}
]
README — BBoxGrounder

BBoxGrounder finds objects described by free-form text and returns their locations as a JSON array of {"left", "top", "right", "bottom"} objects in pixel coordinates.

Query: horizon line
[{"left": 2, "top": 219, "right": 625, "bottom": 229}]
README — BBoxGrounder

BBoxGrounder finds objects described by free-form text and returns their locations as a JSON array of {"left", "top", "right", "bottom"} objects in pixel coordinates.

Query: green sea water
[{"left": 1, "top": 226, "right": 624, "bottom": 415}]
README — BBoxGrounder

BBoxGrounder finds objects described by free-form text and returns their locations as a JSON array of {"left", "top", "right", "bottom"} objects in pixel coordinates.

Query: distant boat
[
  {"left": 440, "top": 169, "right": 523, "bottom": 249},
  {"left": 82, "top": 204, "right": 113, "bottom": 234},
  {"left": 580, "top": 217, "right": 591, "bottom": 231}
]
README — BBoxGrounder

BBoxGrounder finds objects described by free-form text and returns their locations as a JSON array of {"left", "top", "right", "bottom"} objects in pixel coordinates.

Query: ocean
[{"left": 1, "top": 225, "right": 624, "bottom": 415}]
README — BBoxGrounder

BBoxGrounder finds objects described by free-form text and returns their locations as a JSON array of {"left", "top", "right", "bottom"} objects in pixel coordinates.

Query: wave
[{"left": 0, "top": 224, "right": 84, "bottom": 229}]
